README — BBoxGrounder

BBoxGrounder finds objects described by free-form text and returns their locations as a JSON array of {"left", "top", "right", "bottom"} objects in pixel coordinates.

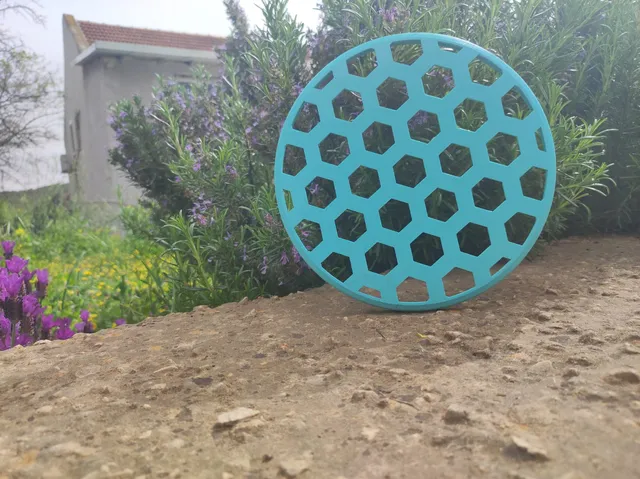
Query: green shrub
[
  {"left": 0, "top": 194, "right": 166, "bottom": 328},
  {"left": 108, "top": 0, "right": 639, "bottom": 311}
]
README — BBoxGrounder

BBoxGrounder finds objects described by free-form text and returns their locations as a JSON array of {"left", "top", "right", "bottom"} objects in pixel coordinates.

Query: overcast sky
[{"left": 2, "top": 0, "right": 320, "bottom": 191}]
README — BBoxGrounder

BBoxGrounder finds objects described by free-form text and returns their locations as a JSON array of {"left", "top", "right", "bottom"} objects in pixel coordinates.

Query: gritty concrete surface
[{"left": 1, "top": 236, "right": 639, "bottom": 479}]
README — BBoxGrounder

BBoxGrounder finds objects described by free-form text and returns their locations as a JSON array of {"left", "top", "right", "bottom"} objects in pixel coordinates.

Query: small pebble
[
  {"left": 443, "top": 404, "right": 470, "bottom": 424},
  {"left": 508, "top": 433, "right": 550, "bottom": 461},
  {"left": 603, "top": 368, "right": 640, "bottom": 385}
]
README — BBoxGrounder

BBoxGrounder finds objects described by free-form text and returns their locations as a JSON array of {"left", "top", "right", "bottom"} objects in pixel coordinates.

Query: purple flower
[
  {"left": 193, "top": 161, "right": 201, "bottom": 172},
  {"left": 291, "top": 247, "right": 301, "bottom": 264},
  {"left": 22, "top": 294, "right": 43, "bottom": 318},
  {"left": 175, "top": 176, "right": 182, "bottom": 183},
  {"left": 1, "top": 272, "right": 23, "bottom": 298},
  {"left": 115, "top": 318, "right": 126, "bottom": 327},
  {"left": 0, "top": 313, "right": 9, "bottom": 338},
  {"left": 225, "top": 164, "right": 238, "bottom": 178},
  {"left": 80, "top": 310, "right": 90, "bottom": 322},
  {"left": 174, "top": 93, "right": 186, "bottom": 109},
  {"left": 119, "top": 111, "right": 127, "bottom": 119},
  {"left": 55, "top": 318, "right": 75, "bottom": 340},
  {"left": 409, "top": 111, "right": 429, "bottom": 127},
  {"left": 443, "top": 75, "right": 454, "bottom": 88},
  {"left": 41, "top": 314, "right": 54, "bottom": 333},
  {"left": 293, "top": 84, "right": 304, "bottom": 96},
  {"left": 280, "top": 251, "right": 289, "bottom": 265},
  {"left": 2, "top": 240, "right": 15, "bottom": 256},
  {"left": 74, "top": 322, "right": 86, "bottom": 333},
  {"left": 260, "top": 256, "right": 268, "bottom": 275},
  {"left": 36, "top": 269, "right": 49, "bottom": 285},
  {"left": 380, "top": 6, "right": 399, "bottom": 23},
  {"left": 21, "top": 268, "right": 35, "bottom": 283},
  {"left": 6, "top": 256, "right": 28, "bottom": 274},
  {"left": 107, "top": 115, "right": 115, "bottom": 126},
  {"left": 186, "top": 143, "right": 193, "bottom": 152}
]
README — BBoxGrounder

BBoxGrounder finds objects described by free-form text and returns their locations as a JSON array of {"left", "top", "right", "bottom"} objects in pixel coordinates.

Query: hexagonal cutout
[
  {"left": 457, "top": 223, "right": 491, "bottom": 256},
  {"left": 410, "top": 233, "right": 444, "bottom": 267},
  {"left": 443, "top": 268, "right": 475, "bottom": 297},
  {"left": 438, "top": 41, "right": 461, "bottom": 53},
  {"left": 363, "top": 122, "right": 395, "bottom": 154},
  {"left": 283, "top": 190, "right": 293, "bottom": 211},
  {"left": 394, "top": 155, "right": 426, "bottom": 188},
  {"left": 380, "top": 199, "right": 412, "bottom": 232},
  {"left": 377, "top": 78, "right": 409, "bottom": 110},
  {"left": 455, "top": 99, "right": 488, "bottom": 131},
  {"left": 425, "top": 188, "right": 458, "bottom": 222},
  {"left": 502, "top": 87, "right": 532, "bottom": 119},
  {"left": 335, "top": 209, "right": 367, "bottom": 242},
  {"left": 321, "top": 253, "right": 353, "bottom": 283},
  {"left": 487, "top": 133, "right": 521, "bottom": 166},
  {"left": 283, "top": 144, "right": 307, "bottom": 176},
  {"left": 332, "top": 89, "right": 364, "bottom": 121},
  {"left": 349, "top": 166, "right": 381, "bottom": 198},
  {"left": 349, "top": 166, "right": 380, "bottom": 198},
  {"left": 319, "top": 134, "right": 350, "bottom": 166},
  {"left": 295, "top": 220, "right": 323, "bottom": 251},
  {"left": 397, "top": 278, "right": 429, "bottom": 302},
  {"left": 490, "top": 257, "right": 510, "bottom": 276},
  {"left": 365, "top": 243, "right": 398, "bottom": 274},
  {"left": 359, "top": 286, "right": 381, "bottom": 298},
  {"left": 535, "top": 128, "right": 546, "bottom": 152},
  {"left": 315, "top": 71, "right": 334, "bottom": 90},
  {"left": 520, "top": 167, "right": 547, "bottom": 201},
  {"left": 439, "top": 144, "right": 473, "bottom": 177},
  {"left": 408, "top": 111, "right": 440, "bottom": 143},
  {"left": 391, "top": 40, "right": 423, "bottom": 65},
  {"left": 292, "top": 102, "right": 320, "bottom": 133},
  {"left": 306, "top": 177, "right": 337, "bottom": 209},
  {"left": 468, "top": 57, "right": 502, "bottom": 86},
  {"left": 422, "top": 66, "right": 455, "bottom": 98},
  {"left": 505, "top": 213, "right": 536, "bottom": 245},
  {"left": 473, "top": 178, "right": 506, "bottom": 211},
  {"left": 347, "top": 49, "right": 377, "bottom": 77}
]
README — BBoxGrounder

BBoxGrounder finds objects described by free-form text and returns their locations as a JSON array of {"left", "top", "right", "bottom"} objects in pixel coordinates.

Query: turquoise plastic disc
[{"left": 274, "top": 33, "right": 556, "bottom": 311}]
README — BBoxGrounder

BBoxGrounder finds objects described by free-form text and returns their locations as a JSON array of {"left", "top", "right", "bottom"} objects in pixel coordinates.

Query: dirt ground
[{"left": 1, "top": 236, "right": 639, "bottom": 479}]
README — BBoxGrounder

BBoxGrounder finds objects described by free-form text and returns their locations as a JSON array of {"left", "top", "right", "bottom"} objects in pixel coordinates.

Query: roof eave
[{"left": 72, "top": 41, "right": 219, "bottom": 66}]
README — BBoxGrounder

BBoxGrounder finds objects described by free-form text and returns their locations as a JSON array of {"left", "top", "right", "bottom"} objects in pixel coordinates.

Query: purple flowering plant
[{"left": 0, "top": 240, "right": 127, "bottom": 351}]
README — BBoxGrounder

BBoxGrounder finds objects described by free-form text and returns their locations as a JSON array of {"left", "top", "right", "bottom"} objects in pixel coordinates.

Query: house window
[
  {"left": 68, "top": 122, "right": 77, "bottom": 153},
  {"left": 74, "top": 111, "right": 81, "bottom": 150}
]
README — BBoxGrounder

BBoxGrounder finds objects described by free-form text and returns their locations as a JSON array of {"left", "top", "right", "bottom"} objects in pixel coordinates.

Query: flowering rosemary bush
[
  {"left": 0, "top": 240, "right": 128, "bottom": 350},
  {"left": 108, "top": 0, "right": 640, "bottom": 312}
]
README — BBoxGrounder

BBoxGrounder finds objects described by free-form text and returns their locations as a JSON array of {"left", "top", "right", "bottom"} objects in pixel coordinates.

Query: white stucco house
[{"left": 60, "top": 14, "right": 225, "bottom": 209}]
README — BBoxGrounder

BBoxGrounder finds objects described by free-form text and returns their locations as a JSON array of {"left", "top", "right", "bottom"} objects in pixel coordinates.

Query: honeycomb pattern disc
[{"left": 274, "top": 33, "right": 556, "bottom": 311}]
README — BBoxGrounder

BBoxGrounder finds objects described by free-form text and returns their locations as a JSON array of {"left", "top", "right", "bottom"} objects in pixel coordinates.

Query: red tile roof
[{"left": 76, "top": 20, "right": 225, "bottom": 52}]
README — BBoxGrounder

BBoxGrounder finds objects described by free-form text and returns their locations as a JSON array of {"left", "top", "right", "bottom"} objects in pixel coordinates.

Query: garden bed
[{"left": 1, "top": 235, "right": 639, "bottom": 479}]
